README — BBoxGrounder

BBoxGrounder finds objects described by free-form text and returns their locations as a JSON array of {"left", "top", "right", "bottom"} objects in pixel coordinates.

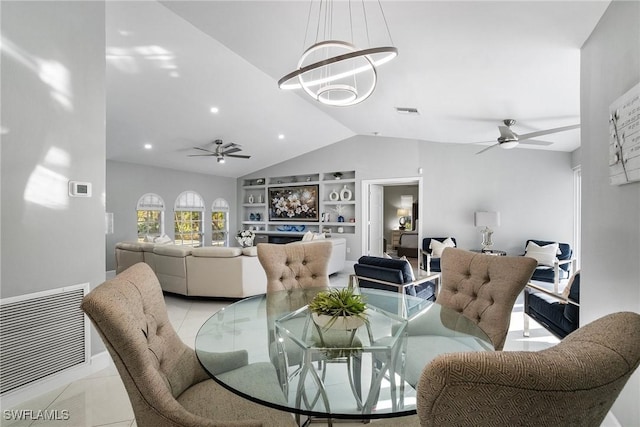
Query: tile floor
[{"left": 0, "top": 263, "right": 617, "bottom": 427}]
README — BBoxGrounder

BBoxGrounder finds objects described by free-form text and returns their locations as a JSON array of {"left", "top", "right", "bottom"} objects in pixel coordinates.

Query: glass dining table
[{"left": 195, "top": 287, "right": 493, "bottom": 423}]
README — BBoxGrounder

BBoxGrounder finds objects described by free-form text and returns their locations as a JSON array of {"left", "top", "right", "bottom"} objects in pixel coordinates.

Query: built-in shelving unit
[{"left": 241, "top": 170, "right": 356, "bottom": 238}]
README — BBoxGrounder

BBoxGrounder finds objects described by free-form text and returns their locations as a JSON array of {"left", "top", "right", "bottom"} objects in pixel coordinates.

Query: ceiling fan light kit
[{"left": 278, "top": 0, "right": 397, "bottom": 107}]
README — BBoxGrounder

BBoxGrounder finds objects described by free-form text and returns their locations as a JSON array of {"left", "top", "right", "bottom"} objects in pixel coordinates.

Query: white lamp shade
[{"left": 474, "top": 211, "right": 500, "bottom": 227}]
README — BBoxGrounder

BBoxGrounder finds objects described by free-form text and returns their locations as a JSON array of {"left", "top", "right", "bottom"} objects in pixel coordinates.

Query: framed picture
[
  {"left": 269, "top": 185, "right": 319, "bottom": 222},
  {"left": 609, "top": 82, "right": 640, "bottom": 186}
]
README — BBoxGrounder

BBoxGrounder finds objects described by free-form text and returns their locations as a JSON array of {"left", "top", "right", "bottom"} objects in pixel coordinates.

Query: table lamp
[
  {"left": 397, "top": 209, "right": 409, "bottom": 230},
  {"left": 474, "top": 211, "right": 500, "bottom": 251}
]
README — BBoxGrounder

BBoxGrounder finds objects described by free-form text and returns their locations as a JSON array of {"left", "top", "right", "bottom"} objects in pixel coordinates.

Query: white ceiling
[{"left": 106, "top": 1, "right": 610, "bottom": 178}]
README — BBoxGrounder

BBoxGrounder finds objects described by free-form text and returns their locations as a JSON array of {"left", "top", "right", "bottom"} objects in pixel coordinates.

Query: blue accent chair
[
  {"left": 421, "top": 237, "right": 457, "bottom": 272},
  {"left": 524, "top": 271, "right": 580, "bottom": 339},
  {"left": 525, "top": 239, "right": 575, "bottom": 293},
  {"left": 354, "top": 256, "right": 436, "bottom": 299}
]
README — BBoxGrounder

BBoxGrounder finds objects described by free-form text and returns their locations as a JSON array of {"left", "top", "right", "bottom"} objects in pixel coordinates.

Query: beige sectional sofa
[{"left": 114, "top": 237, "right": 346, "bottom": 298}]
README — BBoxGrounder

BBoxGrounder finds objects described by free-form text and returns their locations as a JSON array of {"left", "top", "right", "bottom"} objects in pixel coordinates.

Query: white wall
[
  {"left": 581, "top": 1, "right": 640, "bottom": 424},
  {"left": 0, "top": 1, "right": 106, "bottom": 355},
  {"left": 241, "top": 135, "right": 575, "bottom": 260},
  {"left": 105, "top": 160, "right": 238, "bottom": 271}
]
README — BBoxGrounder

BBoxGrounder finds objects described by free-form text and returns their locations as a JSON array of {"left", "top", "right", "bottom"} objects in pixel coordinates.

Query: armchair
[
  {"left": 352, "top": 256, "right": 438, "bottom": 317},
  {"left": 524, "top": 271, "right": 580, "bottom": 339},
  {"left": 524, "top": 239, "right": 576, "bottom": 293},
  {"left": 421, "top": 237, "right": 457, "bottom": 273}
]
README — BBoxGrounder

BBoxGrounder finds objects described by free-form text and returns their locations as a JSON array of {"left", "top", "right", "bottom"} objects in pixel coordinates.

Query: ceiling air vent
[{"left": 395, "top": 107, "right": 419, "bottom": 115}]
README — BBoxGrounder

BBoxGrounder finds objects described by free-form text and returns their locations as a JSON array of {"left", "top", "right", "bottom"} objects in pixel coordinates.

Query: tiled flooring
[{"left": 1, "top": 264, "right": 617, "bottom": 427}]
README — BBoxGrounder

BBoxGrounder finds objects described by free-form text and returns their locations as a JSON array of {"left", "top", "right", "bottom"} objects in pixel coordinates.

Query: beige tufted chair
[
  {"left": 415, "top": 311, "right": 640, "bottom": 426},
  {"left": 438, "top": 247, "right": 537, "bottom": 350},
  {"left": 257, "top": 241, "right": 333, "bottom": 292},
  {"left": 81, "top": 263, "right": 296, "bottom": 427}
]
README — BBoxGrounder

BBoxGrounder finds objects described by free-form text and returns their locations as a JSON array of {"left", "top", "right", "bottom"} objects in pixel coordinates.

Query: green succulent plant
[{"left": 308, "top": 288, "right": 367, "bottom": 322}]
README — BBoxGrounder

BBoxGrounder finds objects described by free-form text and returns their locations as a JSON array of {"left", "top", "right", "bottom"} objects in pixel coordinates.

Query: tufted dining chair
[
  {"left": 438, "top": 247, "right": 537, "bottom": 350},
  {"left": 376, "top": 311, "right": 640, "bottom": 427},
  {"left": 415, "top": 311, "right": 640, "bottom": 426},
  {"left": 81, "top": 262, "right": 296, "bottom": 427},
  {"left": 257, "top": 240, "right": 333, "bottom": 292}
]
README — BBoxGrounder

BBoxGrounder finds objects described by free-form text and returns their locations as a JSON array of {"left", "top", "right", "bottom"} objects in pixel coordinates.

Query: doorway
[{"left": 361, "top": 177, "right": 423, "bottom": 258}]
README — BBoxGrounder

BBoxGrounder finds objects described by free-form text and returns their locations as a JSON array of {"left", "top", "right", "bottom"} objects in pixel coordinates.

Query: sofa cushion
[
  {"left": 191, "top": 247, "right": 242, "bottom": 258},
  {"left": 116, "top": 241, "right": 145, "bottom": 251},
  {"left": 242, "top": 246, "right": 258, "bottom": 257},
  {"left": 525, "top": 289, "right": 576, "bottom": 338},
  {"left": 153, "top": 245, "right": 192, "bottom": 257}
]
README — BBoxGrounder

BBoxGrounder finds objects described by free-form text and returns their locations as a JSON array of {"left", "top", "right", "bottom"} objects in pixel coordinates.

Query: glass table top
[{"left": 195, "top": 287, "right": 493, "bottom": 420}]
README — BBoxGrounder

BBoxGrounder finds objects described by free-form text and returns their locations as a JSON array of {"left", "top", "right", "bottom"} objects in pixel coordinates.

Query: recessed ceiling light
[
  {"left": 278, "top": 134, "right": 285, "bottom": 140},
  {"left": 210, "top": 107, "right": 219, "bottom": 114},
  {"left": 144, "top": 144, "right": 152, "bottom": 149}
]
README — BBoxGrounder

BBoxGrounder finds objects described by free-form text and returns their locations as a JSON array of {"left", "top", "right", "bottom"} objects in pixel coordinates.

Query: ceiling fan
[
  {"left": 189, "top": 139, "right": 251, "bottom": 163},
  {"left": 476, "top": 119, "right": 580, "bottom": 155}
]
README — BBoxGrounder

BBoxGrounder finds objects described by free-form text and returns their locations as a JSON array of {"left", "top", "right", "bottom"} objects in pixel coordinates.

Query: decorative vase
[
  {"left": 337, "top": 227, "right": 344, "bottom": 233},
  {"left": 340, "top": 185, "right": 352, "bottom": 201},
  {"left": 338, "top": 215, "right": 345, "bottom": 222},
  {"left": 255, "top": 213, "right": 261, "bottom": 221},
  {"left": 329, "top": 190, "right": 340, "bottom": 201},
  {"left": 312, "top": 313, "right": 365, "bottom": 331},
  {"left": 248, "top": 194, "right": 254, "bottom": 204},
  {"left": 258, "top": 194, "right": 263, "bottom": 203},
  {"left": 249, "top": 213, "right": 256, "bottom": 221}
]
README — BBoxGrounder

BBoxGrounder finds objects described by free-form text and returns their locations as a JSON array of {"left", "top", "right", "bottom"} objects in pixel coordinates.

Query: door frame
[{"left": 361, "top": 176, "right": 423, "bottom": 257}]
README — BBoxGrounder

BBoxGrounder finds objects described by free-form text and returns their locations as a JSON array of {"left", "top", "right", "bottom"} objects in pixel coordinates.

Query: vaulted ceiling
[{"left": 106, "top": 1, "right": 610, "bottom": 177}]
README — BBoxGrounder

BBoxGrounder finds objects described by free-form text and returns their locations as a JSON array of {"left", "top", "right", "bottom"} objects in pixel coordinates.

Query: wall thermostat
[{"left": 69, "top": 181, "right": 92, "bottom": 197}]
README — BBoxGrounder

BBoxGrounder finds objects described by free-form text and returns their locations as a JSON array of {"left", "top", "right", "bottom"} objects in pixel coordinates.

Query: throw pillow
[
  {"left": 302, "top": 231, "right": 314, "bottom": 241},
  {"left": 154, "top": 234, "right": 173, "bottom": 245},
  {"left": 383, "top": 252, "right": 393, "bottom": 259},
  {"left": 312, "top": 232, "right": 326, "bottom": 240},
  {"left": 430, "top": 238, "right": 455, "bottom": 258},
  {"left": 525, "top": 241, "right": 558, "bottom": 267}
]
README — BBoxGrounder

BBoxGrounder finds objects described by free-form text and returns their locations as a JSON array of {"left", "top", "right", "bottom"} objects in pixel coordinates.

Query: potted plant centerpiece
[{"left": 308, "top": 288, "right": 368, "bottom": 331}]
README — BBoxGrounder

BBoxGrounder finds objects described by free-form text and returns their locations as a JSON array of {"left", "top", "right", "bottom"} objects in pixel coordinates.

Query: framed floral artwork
[{"left": 269, "top": 185, "right": 319, "bottom": 221}]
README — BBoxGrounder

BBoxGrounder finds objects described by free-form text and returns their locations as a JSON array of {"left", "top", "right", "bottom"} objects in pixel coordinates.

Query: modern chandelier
[{"left": 278, "top": 0, "right": 398, "bottom": 107}]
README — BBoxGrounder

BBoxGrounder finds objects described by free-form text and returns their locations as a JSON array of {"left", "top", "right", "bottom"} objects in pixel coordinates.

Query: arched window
[
  {"left": 174, "top": 191, "right": 205, "bottom": 247},
  {"left": 211, "top": 198, "right": 230, "bottom": 247},
  {"left": 136, "top": 193, "right": 165, "bottom": 242}
]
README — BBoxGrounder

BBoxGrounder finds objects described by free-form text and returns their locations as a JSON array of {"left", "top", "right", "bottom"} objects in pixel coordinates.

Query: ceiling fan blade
[
  {"left": 476, "top": 143, "right": 499, "bottom": 155},
  {"left": 188, "top": 154, "right": 216, "bottom": 157},
  {"left": 518, "top": 124, "right": 580, "bottom": 141},
  {"left": 222, "top": 142, "right": 237, "bottom": 149},
  {"left": 193, "top": 146, "right": 215, "bottom": 154},
  {"left": 498, "top": 126, "right": 516, "bottom": 140},
  {"left": 223, "top": 147, "right": 242, "bottom": 155},
  {"left": 226, "top": 154, "right": 251, "bottom": 159},
  {"left": 519, "top": 139, "right": 553, "bottom": 146}
]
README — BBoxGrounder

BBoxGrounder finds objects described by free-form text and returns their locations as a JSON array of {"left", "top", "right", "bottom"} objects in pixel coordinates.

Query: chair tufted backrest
[
  {"left": 81, "top": 263, "right": 211, "bottom": 426},
  {"left": 416, "top": 311, "right": 640, "bottom": 427},
  {"left": 438, "top": 247, "right": 537, "bottom": 350},
  {"left": 257, "top": 241, "right": 332, "bottom": 292}
]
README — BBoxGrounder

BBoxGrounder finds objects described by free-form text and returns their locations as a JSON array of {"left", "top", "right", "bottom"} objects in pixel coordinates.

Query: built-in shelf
[{"left": 241, "top": 170, "right": 356, "bottom": 235}]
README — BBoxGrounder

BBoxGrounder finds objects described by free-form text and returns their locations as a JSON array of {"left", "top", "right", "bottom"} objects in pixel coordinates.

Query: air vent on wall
[{"left": 395, "top": 107, "right": 420, "bottom": 115}]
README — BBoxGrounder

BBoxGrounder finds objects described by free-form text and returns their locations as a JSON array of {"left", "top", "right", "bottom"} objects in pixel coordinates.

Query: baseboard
[
  {"left": 106, "top": 269, "right": 116, "bottom": 279},
  {"left": 0, "top": 351, "right": 111, "bottom": 409}
]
